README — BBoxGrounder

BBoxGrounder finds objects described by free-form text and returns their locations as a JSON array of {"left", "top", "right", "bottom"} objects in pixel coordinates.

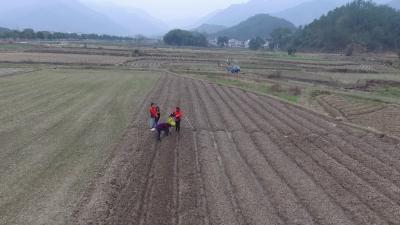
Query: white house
[
  {"left": 245, "top": 40, "right": 251, "bottom": 48},
  {"left": 263, "top": 40, "right": 270, "bottom": 49},
  {"left": 228, "top": 39, "right": 246, "bottom": 48},
  {"left": 208, "top": 38, "right": 218, "bottom": 47}
]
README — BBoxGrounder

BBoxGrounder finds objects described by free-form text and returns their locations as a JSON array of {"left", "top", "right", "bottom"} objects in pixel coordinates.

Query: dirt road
[{"left": 74, "top": 74, "right": 400, "bottom": 225}]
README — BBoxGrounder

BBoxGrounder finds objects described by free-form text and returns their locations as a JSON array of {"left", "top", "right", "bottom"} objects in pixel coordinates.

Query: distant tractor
[
  {"left": 226, "top": 65, "right": 241, "bottom": 74},
  {"left": 225, "top": 57, "right": 241, "bottom": 74}
]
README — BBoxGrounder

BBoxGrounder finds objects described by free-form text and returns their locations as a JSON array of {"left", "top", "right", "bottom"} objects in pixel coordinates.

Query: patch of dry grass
[{"left": 0, "top": 68, "right": 160, "bottom": 225}]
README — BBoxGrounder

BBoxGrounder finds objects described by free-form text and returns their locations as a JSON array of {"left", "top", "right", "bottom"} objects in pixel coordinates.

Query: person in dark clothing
[
  {"left": 156, "top": 123, "right": 172, "bottom": 141},
  {"left": 156, "top": 116, "right": 175, "bottom": 141},
  {"left": 155, "top": 106, "right": 161, "bottom": 126}
]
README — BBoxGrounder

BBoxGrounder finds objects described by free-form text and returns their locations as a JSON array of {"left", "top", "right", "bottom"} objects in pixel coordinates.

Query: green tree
[
  {"left": 291, "top": 0, "right": 400, "bottom": 52},
  {"left": 270, "top": 28, "right": 293, "bottom": 49},
  {"left": 217, "top": 36, "right": 229, "bottom": 47},
  {"left": 217, "top": 36, "right": 229, "bottom": 48},
  {"left": 21, "top": 29, "right": 35, "bottom": 39},
  {"left": 37, "top": 31, "right": 53, "bottom": 40},
  {"left": 0, "top": 27, "right": 135, "bottom": 41},
  {"left": 249, "top": 37, "right": 266, "bottom": 50},
  {"left": 164, "top": 29, "right": 207, "bottom": 47}
]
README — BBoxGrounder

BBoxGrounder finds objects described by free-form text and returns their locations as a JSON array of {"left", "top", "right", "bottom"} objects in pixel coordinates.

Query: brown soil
[
  {"left": 73, "top": 74, "right": 400, "bottom": 225},
  {"left": 351, "top": 79, "right": 400, "bottom": 91},
  {"left": 0, "top": 52, "right": 128, "bottom": 65},
  {"left": 318, "top": 95, "right": 400, "bottom": 137}
]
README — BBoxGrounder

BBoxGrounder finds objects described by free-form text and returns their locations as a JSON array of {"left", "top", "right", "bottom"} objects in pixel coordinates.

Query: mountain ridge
[
  {"left": 193, "top": 24, "right": 227, "bottom": 34},
  {"left": 0, "top": 0, "right": 167, "bottom": 36},
  {"left": 214, "top": 14, "right": 296, "bottom": 40},
  {"left": 203, "top": 0, "right": 306, "bottom": 27},
  {"left": 272, "top": 0, "right": 348, "bottom": 26}
]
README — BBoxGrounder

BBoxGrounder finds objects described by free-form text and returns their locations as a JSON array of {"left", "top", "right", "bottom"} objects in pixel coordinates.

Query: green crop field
[{"left": 0, "top": 68, "right": 159, "bottom": 225}]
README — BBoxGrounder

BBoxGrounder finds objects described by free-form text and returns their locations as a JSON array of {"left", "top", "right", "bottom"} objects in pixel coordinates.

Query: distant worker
[
  {"left": 172, "top": 107, "right": 183, "bottom": 133},
  {"left": 149, "top": 103, "right": 158, "bottom": 131},
  {"left": 156, "top": 114, "right": 176, "bottom": 141},
  {"left": 155, "top": 106, "right": 161, "bottom": 126}
]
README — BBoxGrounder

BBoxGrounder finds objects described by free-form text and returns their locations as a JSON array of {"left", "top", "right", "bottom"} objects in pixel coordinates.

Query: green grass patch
[
  {"left": 210, "top": 77, "right": 300, "bottom": 102},
  {"left": 376, "top": 86, "right": 400, "bottom": 98},
  {"left": 260, "top": 51, "right": 329, "bottom": 62},
  {"left": 0, "top": 43, "right": 34, "bottom": 50}
]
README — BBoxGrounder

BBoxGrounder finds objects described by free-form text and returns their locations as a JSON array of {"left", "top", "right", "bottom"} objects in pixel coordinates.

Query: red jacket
[
  {"left": 150, "top": 106, "right": 158, "bottom": 118},
  {"left": 175, "top": 110, "right": 183, "bottom": 121}
]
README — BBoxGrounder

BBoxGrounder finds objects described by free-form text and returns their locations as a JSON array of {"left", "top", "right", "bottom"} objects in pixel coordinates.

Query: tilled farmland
[
  {"left": 74, "top": 74, "right": 400, "bottom": 225},
  {"left": 318, "top": 95, "right": 400, "bottom": 137}
]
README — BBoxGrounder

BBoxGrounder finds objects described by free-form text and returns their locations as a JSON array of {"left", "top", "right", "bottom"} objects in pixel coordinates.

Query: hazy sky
[{"left": 80, "top": 0, "right": 249, "bottom": 20}]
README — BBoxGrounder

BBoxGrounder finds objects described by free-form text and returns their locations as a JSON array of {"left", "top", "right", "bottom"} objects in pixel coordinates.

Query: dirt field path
[{"left": 74, "top": 74, "right": 400, "bottom": 225}]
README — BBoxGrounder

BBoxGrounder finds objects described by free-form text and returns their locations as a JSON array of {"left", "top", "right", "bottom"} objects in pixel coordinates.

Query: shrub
[
  {"left": 132, "top": 49, "right": 141, "bottom": 56},
  {"left": 163, "top": 29, "right": 207, "bottom": 47},
  {"left": 249, "top": 37, "right": 266, "bottom": 50},
  {"left": 268, "top": 70, "right": 282, "bottom": 79},
  {"left": 288, "top": 48, "right": 297, "bottom": 56},
  {"left": 345, "top": 45, "right": 353, "bottom": 56},
  {"left": 288, "top": 86, "right": 302, "bottom": 96},
  {"left": 270, "top": 84, "right": 282, "bottom": 93},
  {"left": 310, "top": 90, "right": 331, "bottom": 98}
]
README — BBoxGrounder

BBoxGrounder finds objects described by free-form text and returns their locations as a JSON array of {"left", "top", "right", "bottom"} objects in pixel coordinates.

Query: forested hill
[
  {"left": 193, "top": 24, "right": 227, "bottom": 34},
  {"left": 215, "top": 14, "right": 296, "bottom": 41},
  {"left": 0, "top": 27, "right": 10, "bottom": 32},
  {"left": 291, "top": 0, "right": 400, "bottom": 52}
]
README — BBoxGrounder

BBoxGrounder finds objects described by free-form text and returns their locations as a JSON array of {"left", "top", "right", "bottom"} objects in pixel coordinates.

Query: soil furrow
[
  {"left": 203, "top": 82, "right": 300, "bottom": 223},
  {"left": 210, "top": 83, "right": 259, "bottom": 133},
  {"left": 292, "top": 135, "right": 400, "bottom": 224},
  {"left": 139, "top": 76, "right": 179, "bottom": 225},
  {"left": 73, "top": 74, "right": 166, "bottom": 225},
  {"left": 72, "top": 74, "right": 400, "bottom": 225},
  {"left": 195, "top": 131, "right": 242, "bottom": 225},
  {"left": 213, "top": 131, "right": 284, "bottom": 225},
  {"left": 201, "top": 82, "right": 243, "bottom": 132},
  {"left": 192, "top": 81, "right": 225, "bottom": 131},
  {"left": 280, "top": 101, "right": 400, "bottom": 183},
  {"left": 250, "top": 92, "right": 400, "bottom": 193},
  {"left": 254, "top": 95, "right": 400, "bottom": 203},
  {"left": 190, "top": 79, "right": 246, "bottom": 224},
  {"left": 213, "top": 85, "right": 319, "bottom": 224},
  {"left": 174, "top": 77, "right": 205, "bottom": 225},
  {"left": 233, "top": 131, "right": 317, "bottom": 225},
  {"left": 247, "top": 93, "right": 400, "bottom": 223},
  {"left": 108, "top": 77, "right": 172, "bottom": 225},
  {"left": 184, "top": 78, "right": 209, "bottom": 130},
  {"left": 225, "top": 86, "right": 387, "bottom": 225}
]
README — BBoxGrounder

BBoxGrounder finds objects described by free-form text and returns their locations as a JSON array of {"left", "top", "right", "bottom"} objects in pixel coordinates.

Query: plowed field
[
  {"left": 318, "top": 95, "right": 400, "bottom": 137},
  {"left": 74, "top": 74, "right": 400, "bottom": 225}
]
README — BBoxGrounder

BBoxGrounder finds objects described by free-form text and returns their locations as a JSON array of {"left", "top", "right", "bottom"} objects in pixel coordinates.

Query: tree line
[
  {"left": 164, "top": 0, "right": 400, "bottom": 55},
  {"left": 0, "top": 28, "right": 135, "bottom": 41},
  {"left": 163, "top": 29, "right": 208, "bottom": 47},
  {"left": 243, "top": 0, "right": 400, "bottom": 53},
  {"left": 290, "top": 0, "right": 400, "bottom": 52}
]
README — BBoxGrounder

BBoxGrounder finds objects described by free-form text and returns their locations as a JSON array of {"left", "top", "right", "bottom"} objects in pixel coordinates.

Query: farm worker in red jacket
[
  {"left": 149, "top": 103, "right": 158, "bottom": 131},
  {"left": 173, "top": 107, "right": 183, "bottom": 132}
]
